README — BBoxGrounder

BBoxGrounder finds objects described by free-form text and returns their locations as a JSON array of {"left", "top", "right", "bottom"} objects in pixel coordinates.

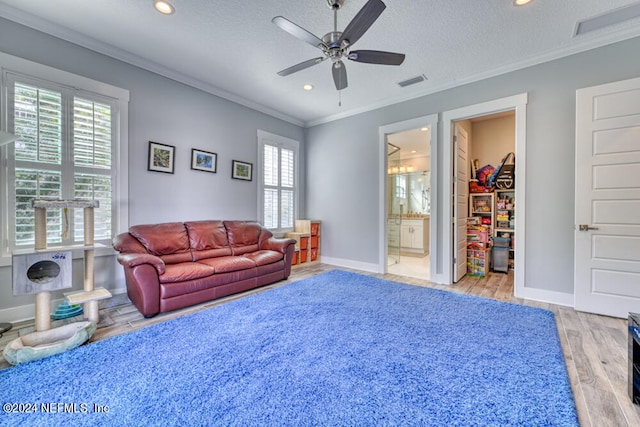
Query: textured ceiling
[{"left": 1, "top": 0, "right": 639, "bottom": 126}]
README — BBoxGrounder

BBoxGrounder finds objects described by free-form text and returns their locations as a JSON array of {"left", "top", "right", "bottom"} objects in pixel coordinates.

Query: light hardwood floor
[{"left": 1, "top": 264, "right": 638, "bottom": 426}]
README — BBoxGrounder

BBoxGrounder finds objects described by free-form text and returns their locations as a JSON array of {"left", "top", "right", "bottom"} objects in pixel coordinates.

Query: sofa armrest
[
  {"left": 117, "top": 253, "right": 166, "bottom": 275},
  {"left": 262, "top": 237, "right": 297, "bottom": 279},
  {"left": 123, "top": 264, "right": 161, "bottom": 318},
  {"left": 261, "top": 237, "right": 297, "bottom": 254}
]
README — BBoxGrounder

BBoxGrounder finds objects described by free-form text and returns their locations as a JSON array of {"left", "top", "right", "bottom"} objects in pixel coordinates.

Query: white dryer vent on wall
[{"left": 12, "top": 251, "right": 73, "bottom": 296}]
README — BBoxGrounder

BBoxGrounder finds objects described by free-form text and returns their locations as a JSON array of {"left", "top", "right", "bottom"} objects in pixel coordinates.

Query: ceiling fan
[{"left": 272, "top": 0, "right": 405, "bottom": 91}]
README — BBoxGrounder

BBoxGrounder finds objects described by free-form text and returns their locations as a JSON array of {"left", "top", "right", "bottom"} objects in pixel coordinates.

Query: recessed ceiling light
[
  {"left": 411, "top": 150, "right": 417, "bottom": 154},
  {"left": 303, "top": 84, "right": 314, "bottom": 91},
  {"left": 154, "top": 0, "right": 175, "bottom": 15},
  {"left": 420, "top": 127, "right": 429, "bottom": 132},
  {"left": 513, "top": 0, "right": 532, "bottom": 6}
]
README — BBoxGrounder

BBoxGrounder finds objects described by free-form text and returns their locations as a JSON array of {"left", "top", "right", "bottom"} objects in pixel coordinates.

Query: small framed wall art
[
  {"left": 231, "top": 160, "right": 253, "bottom": 181},
  {"left": 148, "top": 141, "right": 175, "bottom": 174},
  {"left": 191, "top": 149, "right": 217, "bottom": 173}
]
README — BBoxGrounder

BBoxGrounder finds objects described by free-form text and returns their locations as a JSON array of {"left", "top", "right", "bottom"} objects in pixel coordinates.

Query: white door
[
  {"left": 575, "top": 76, "right": 640, "bottom": 318},
  {"left": 453, "top": 124, "right": 469, "bottom": 282}
]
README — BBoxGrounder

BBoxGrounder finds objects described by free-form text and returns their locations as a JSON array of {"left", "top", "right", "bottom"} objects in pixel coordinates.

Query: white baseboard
[
  {"left": 322, "top": 257, "right": 575, "bottom": 308},
  {"left": 0, "top": 287, "right": 127, "bottom": 324},
  {"left": 321, "top": 256, "right": 381, "bottom": 274},
  {"left": 515, "top": 286, "right": 574, "bottom": 307}
]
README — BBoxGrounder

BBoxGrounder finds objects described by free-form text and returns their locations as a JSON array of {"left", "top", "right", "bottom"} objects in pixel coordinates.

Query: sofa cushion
[
  {"left": 159, "top": 262, "right": 215, "bottom": 284},
  {"left": 224, "top": 221, "right": 261, "bottom": 255},
  {"left": 243, "top": 250, "right": 283, "bottom": 266},
  {"left": 160, "top": 269, "right": 257, "bottom": 300},
  {"left": 185, "top": 220, "right": 233, "bottom": 260},
  {"left": 129, "top": 223, "right": 191, "bottom": 264},
  {"left": 197, "top": 256, "right": 256, "bottom": 273}
]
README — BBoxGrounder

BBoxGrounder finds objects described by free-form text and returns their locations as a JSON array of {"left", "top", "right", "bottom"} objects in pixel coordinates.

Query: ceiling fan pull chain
[{"left": 339, "top": 89, "right": 342, "bottom": 107}]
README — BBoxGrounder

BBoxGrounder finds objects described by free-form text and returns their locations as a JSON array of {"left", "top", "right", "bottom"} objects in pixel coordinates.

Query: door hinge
[{"left": 453, "top": 257, "right": 457, "bottom": 264}]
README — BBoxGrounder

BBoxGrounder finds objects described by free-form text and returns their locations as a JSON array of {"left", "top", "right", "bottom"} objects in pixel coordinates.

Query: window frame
[
  {"left": 257, "top": 130, "right": 300, "bottom": 234},
  {"left": 0, "top": 51, "right": 129, "bottom": 265}
]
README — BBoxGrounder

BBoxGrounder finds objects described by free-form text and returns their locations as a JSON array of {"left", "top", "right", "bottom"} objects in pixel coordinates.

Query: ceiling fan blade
[
  {"left": 272, "top": 16, "right": 327, "bottom": 49},
  {"left": 338, "top": 0, "right": 386, "bottom": 47},
  {"left": 277, "top": 57, "right": 327, "bottom": 76},
  {"left": 332, "top": 61, "right": 348, "bottom": 90},
  {"left": 348, "top": 50, "right": 405, "bottom": 65}
]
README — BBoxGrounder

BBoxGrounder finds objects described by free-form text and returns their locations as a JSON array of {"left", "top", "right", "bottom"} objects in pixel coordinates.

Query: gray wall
[
  {"left": 0, "top": 18, "right": 304, "bottom": 315},
  {"left": 306, "top": 36, "right": 640, "bottom": 294}
]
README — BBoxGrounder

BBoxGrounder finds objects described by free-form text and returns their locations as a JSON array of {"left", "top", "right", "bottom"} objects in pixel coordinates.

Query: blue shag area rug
[{"left": 0, "top": 270, "right": 578, "bottom": 426}]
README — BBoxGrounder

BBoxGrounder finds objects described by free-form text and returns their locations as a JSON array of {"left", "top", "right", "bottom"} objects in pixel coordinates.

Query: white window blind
[
  {"left": 258, "top": 131, "right": 299, "bottom": 232},
  {"left": 6, "top": 74, "right": 117, "bottom": 249}
]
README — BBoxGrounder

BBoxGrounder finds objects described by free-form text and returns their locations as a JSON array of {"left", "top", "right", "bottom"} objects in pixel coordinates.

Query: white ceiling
[{"left": 1, "top": 0, "right": 639, "bottom": 127}]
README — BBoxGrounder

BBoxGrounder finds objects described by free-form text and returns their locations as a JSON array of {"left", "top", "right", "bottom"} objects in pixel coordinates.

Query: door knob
[{"left": 578, "top": 224, "right": 599, "bottom": 231}]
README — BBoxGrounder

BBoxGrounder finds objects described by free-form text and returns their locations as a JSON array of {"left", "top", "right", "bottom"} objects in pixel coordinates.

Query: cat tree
[
  {"left": 3, "top": 199, "right": 110, "bottom": 364},
  {"left": 32, "top": 199, "right": 111, "bottom": 330}
]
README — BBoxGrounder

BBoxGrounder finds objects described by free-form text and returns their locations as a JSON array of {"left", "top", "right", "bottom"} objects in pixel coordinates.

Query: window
[
  {"left": 257, "top": 131, "right": 299, "bottom": 232},
  {"left": 1, "top": 52, "right": 129, "bottom": 258},
  {"left": 395, "top": 175, "right": 407, "bottom": 199}
]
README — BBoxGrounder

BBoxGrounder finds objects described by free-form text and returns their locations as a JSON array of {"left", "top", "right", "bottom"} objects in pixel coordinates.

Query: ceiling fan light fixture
[
  {"left": 303, "top": 84, "right": 314, "bottom": 91},
  {"left": 273, "top": 0, "right": 404, "bottom": 92},
  {"left": 153, "top": 0, "right": 175, "bottom": 15}
]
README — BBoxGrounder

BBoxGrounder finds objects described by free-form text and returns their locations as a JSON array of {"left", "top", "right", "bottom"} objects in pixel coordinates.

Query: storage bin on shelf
[
  {"left": 286, "top": 220, "right": 321, "bottom": 267},
  {"left": 283, "top": 232, "right": 310, "bottom": 264},
  {"left": 467, "top": 243, "right": 490, "bottom": 277},
  {"left": 466, "top": 219, "right": 492, "bottom": 277}
]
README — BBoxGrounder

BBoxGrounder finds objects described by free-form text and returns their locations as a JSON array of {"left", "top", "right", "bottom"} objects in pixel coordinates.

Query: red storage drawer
[
  {"left": 310, "top": 223, "right": 319, "bottom": 236},
  {"left": 311, "top": 236, "right": 319, "bottom": 248}
]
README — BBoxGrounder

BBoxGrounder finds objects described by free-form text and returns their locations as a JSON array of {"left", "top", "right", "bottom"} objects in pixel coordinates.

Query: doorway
[
  {"left": 442, "top": 94, "right": 527, "bottom": 293},
  {"left": 386, "top": 128, "right": 431, "bottom": 279},
  {"left": 379, "top": 115, "right": 438, "bottom": 281},
  {"left": 453, "top": 112, "right": 516, "bottom": 282}
]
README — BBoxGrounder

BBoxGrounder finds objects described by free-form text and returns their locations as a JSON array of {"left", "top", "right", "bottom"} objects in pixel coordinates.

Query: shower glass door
[{"left": 387, "top": 143, "right": 402, "bottom": 266}]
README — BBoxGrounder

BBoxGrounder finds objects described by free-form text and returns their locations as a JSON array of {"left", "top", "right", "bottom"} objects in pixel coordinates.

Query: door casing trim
[
  {"left": 378, "top": 115, "right": 438, "bottom": 279},
  {"left": 442, "top": 93, "right": 528, "bottom": 294}
]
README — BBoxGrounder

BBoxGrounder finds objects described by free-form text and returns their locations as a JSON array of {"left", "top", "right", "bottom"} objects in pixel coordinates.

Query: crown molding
[
  {"left": 0, "top": 4, "right": 304, "bottom": 127},
  {"left": 2, "top": 3, "right": 639, "bottom": 129},
  {"left": 305, "top": 25, "right": 640, "bottom": 127}
]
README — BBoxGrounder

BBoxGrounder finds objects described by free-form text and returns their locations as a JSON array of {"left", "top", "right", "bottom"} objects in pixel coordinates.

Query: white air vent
[
  {"left": 398, "top": 74, "right": 427, "bottom": 88},
  {"left": 575, "top": 2, "right": 640, "bottom": 36}
]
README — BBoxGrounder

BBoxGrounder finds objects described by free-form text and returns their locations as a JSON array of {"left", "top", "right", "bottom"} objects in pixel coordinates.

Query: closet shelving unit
[{"left": 494, "top": 189, "right": 516, "bottom": 270}]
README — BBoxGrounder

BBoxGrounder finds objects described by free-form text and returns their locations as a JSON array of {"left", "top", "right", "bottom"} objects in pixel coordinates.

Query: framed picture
[
  {"left": 148, "top": 141, "right": 175, "bottom": 174},
  {"left": 231, "top": 160, "right": 253, "bottom": 181},
  {"left": 191, "top": 149, "right": 217, "bottom": 173}
]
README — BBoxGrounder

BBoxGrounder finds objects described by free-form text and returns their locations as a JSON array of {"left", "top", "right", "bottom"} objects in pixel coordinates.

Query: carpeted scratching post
[{"left": 34, "top": 206, "right": 51, "bottom": 331}]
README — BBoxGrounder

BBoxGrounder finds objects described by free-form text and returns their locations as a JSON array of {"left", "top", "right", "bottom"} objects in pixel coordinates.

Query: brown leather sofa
[{"left": 112, "top": 220, "right": 296, "bottom": 317}]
